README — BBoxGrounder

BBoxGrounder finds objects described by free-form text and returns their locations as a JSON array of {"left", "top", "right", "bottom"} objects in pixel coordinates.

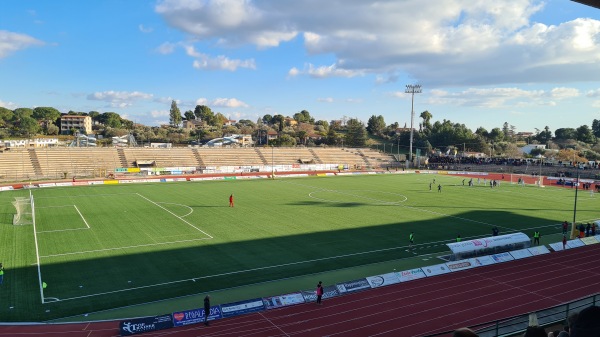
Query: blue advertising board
[
  {"left": 220, "top": 298, "right": 265, "bottom": 318},
  {"left": 119, "top": 314, "right": 173, "bottom": 336},
  {"left": 172, "top": 307, "right": 222, "bottom": 327}
]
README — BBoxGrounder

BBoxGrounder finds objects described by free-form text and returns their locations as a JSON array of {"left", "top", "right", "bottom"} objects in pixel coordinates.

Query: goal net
[{"left": 12, "top": 194, "right": 34, "bottom": 225}]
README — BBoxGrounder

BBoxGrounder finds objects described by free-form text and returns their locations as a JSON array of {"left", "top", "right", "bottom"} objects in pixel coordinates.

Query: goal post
[{"left": 12, "top": 193, "right": 34, "bottom": 225}]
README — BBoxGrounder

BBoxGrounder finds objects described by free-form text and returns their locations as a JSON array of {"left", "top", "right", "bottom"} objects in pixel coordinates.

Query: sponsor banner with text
[
  {"left": 54, "top": 182, "right": 73, "bottom": 187},
  {"left": 39, "top": 183, "right": 57, "bottom": 188},
  {"left": 422, "top": 263, "right": 451, "bottom": 277},
  {"left": 490, "top": 252, "right": 514, "bottom": 263},
  {"left": 366, "top": 273, "right": 400, "bottom": 288},
  {"left": 301, "top": 284, "right": 340, "bottom": 302},
  {"left": 580, "top": 237, "right": 599, "bottom": 245},
  {"left": 470, "top": 256, "right": 497, "bottom": 266},
  {"left": 172, "top": 307, "right": 222, "bottom": 327},
  {"left": 263, "top": 292, "right": 305, "bottom": 310},
  {"left": 509, "top": 248, "right": 533, "bottom": 260},
  {"left": 120, "top": 314, "right": 173, "bottom": 336},
  {"left": 566, "top": 239, "right": 585, "bottom": 248},
  {"left": 396, "top": 268, "right": 427, "bottom": 282},
  {"left": 0, "top": 186, "right": 14, "bottom": 191},
  {"left": 446, "top": 259, "right": 477, "bottom": 272},
  {"left": 220, "top": 298, "right": 265, "bottom": 318},
  {"left": 549, "top": 242, "right": 566, "bottom": 251},
  {"left": 336, "top": 278, "right": 371, "bottom": 294},
  {"left": 528, "top": 246, "right": 551, "bottom": 255}
]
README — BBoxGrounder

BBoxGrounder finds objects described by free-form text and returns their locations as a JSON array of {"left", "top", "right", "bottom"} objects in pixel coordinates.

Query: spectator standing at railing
[
  {"left": 562, "top": 221, "right": 569, "bottom": 235},
  {"left": 315, "top": 281, "right": 323, "bottom": 305},
  {"left": 203, "top": 295, "right": 211, "bottom": 326}
]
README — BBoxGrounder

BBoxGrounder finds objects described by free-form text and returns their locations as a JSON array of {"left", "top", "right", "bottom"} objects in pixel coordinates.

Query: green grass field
[{"left": 0, "top": 173, "right": 596, "bottom": 322}]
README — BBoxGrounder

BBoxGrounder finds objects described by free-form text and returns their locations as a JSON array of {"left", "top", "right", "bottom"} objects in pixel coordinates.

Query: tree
[
  {"left": 502, "top": 122, "right": 510, "bottom": 141},
  {"left": 213, "top": 113, "right": 228, "bottom": 127},
  {"left": 13, "top": 108, "right": 33, "bottom": 121},
  {"left": 293, "top": 110, "right": 313, "bottom": 123},
  {"left": 194, "top": 105, "right": 214, "bottom": 124},
  {"left": 592, "top": 119, "right": 600, "bottom": 138},
  {"left": 47, "top": 123, "right": 59, "bottom": 135},
  {"left": 489, "top": 128, "right": 505, "bottom": 143},
  {"left": 184, "top": 110, "right": 195, "bottom": 121},
  {"left": 366, "top": 115, "right": 386, "bottom": 136},
  {"left": 576, "top": 125, "right": 595, "bottom": 144},
  {"left": 272, "top": 114, "right": 285, "bottom": 132},
  {"left": 475, "top": 127, "right": 489, "bottom": 139},
  {"left": 555, "top": 128, "right": 577, "bottom": 140},
  {"left": 262, "top": 114, "right": 273, "bottom": 125},
  {"left": 98, "top": 112, "right": 122, "bottom": 128},
  {"left": 33, "top": 107, "right": 61, "bottom": 133},
  {"left": 169, "top": 100, "right": 182, "bottom": 127},
  {"left": 420, "top": 110, "right": 433, "bottom": 131},
  {"left": 536, "top": 126, "right": 552, "bottom": 143},
  {"left": 344, "top": 118, "right": 367, "bottom": 147},
  {"left": 19, "top": 116, "right": 40, "bottom": 137},
  {"left": 0, "top": 107, "right": 15, "bottom": 126}
]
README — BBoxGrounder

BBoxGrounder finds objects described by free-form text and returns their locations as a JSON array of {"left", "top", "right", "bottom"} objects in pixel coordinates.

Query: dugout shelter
[{"left": 446, "top": 232, "right": 531, "bottom": 261}]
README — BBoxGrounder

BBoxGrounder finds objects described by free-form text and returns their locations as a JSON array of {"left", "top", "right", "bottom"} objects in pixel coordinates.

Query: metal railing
[{"left": 424, "top": 293, "right": 600, "bottom": 337}]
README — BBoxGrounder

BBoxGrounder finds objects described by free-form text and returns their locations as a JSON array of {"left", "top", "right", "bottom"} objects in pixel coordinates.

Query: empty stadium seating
[{"left": 0, "top": 146, "right": 395, "bottom": 182}]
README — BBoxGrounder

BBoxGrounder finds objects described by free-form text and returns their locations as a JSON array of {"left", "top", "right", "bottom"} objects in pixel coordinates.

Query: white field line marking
[
  {"left": 136, "top": 193, "right": 212, "bottom": 238},
  {"left": 157, "top": 202, "right": 194, "bottom": 218},
  {"left": 30, "top": 190, "right": 45, "bottom": 304},
  {"left": 39, "top": 237, "right": 212, "bottom": 258},
  {"left": 34, "top": 193, "right": 138, "bottom": 199},
  {"left": 37, "top": 205, "right": 91, "bottom": 233},
  {"left": 49, "top": 238, "right": 451, "bottom": 302}
]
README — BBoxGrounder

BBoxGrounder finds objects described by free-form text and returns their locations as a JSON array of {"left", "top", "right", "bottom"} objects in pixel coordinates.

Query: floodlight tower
[{"left": 405, "top": 84, "right": 422, "bottom": 166}]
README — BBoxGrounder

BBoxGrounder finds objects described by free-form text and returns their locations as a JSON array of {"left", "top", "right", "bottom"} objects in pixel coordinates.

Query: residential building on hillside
[{"left": 60, "top": 115, "right": 92, "bottom": 135}]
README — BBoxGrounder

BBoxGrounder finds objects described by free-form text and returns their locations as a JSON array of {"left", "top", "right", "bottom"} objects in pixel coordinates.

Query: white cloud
[
  {"left": 155, "top": 0, "right": 600, "bottom": 85},
  {"left": 592, "top": 100, "right": 600, "bottom": 108},
  {"left": 288, "top": 67, "right": 300, "bottom": 77},
  {"left": 426, "top": 86, "right": 580, "bottom": 108},
  {"left": 154, "top": 96, "right": 179, "bottom": 104},
  {"left": 0, "top": 30, "right": 44, "bottom": 58},
  {"left": 289, "top": 63, "right": 364, "bottom": 79},
  {"left": 549, "top": 87, "right": 580, "bottom": 99},
  {"left": 151, "top": 110, "right": 169, "bottom": 117},
  {"left": 317, "top": 97, "right": 334, "bottom": 103},
  {"left": 192, "top": 54, "right": 256, "bottom": 71},
  {"left": 87, "top": 91, "right": 153, "bottom": 106},
  {"left": 587, "top": 89, "right": 600, "bottom": 98},
  {"left": 0, "top": 99, "right": 18, "bottom": 110},
  {"left": 156, "top": 42, "right": 177, "bottom": 54},
  {"left": 139, "top": 24, "right": 153, "bottom": 33},
  {"left": 212, "top": 98, "right": 248, "bottom": 108}
]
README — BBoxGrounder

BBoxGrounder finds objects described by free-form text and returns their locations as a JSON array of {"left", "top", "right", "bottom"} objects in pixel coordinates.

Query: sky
[{"left": 1, "top": 0, "right": 599, "bottom": 134}]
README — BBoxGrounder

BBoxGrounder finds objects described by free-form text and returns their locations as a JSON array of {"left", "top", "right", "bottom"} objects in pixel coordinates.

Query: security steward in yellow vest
[{"left": 533, "top": 231, "right": 540, "bottom": 246}]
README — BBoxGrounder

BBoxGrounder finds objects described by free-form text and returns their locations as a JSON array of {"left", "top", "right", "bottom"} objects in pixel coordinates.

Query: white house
[{"left": 520, "top": 144, "right": 546, "bottom": 154}]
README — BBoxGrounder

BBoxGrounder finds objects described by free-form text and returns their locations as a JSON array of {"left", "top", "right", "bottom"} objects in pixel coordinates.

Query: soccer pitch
[{"left": 0, "top": 173, "right": 596, "bottom": 321}]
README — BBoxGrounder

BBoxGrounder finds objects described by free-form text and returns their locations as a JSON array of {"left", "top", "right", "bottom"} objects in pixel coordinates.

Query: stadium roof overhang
[{"left": 571, "top": 0, "right": 600, "bottom": 9}]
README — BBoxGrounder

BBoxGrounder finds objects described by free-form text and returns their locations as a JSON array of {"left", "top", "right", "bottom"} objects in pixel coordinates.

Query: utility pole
[{"left": 405, "top": 84, "right": 422, "bottom": 167}]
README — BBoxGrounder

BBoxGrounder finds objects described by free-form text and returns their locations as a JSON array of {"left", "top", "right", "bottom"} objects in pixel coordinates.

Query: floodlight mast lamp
[{"left": 405, "top": 84, "right": 422, "bottom": 167}]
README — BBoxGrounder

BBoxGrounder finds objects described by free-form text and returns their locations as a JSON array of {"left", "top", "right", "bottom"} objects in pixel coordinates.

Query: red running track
[{"left": 2, "top": 244, "right": 599, "bottom": 337}]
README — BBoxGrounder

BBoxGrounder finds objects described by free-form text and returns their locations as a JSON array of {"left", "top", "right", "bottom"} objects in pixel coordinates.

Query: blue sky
[{"left": 1, "top": 0, "right": 599, "bottom": 134}]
